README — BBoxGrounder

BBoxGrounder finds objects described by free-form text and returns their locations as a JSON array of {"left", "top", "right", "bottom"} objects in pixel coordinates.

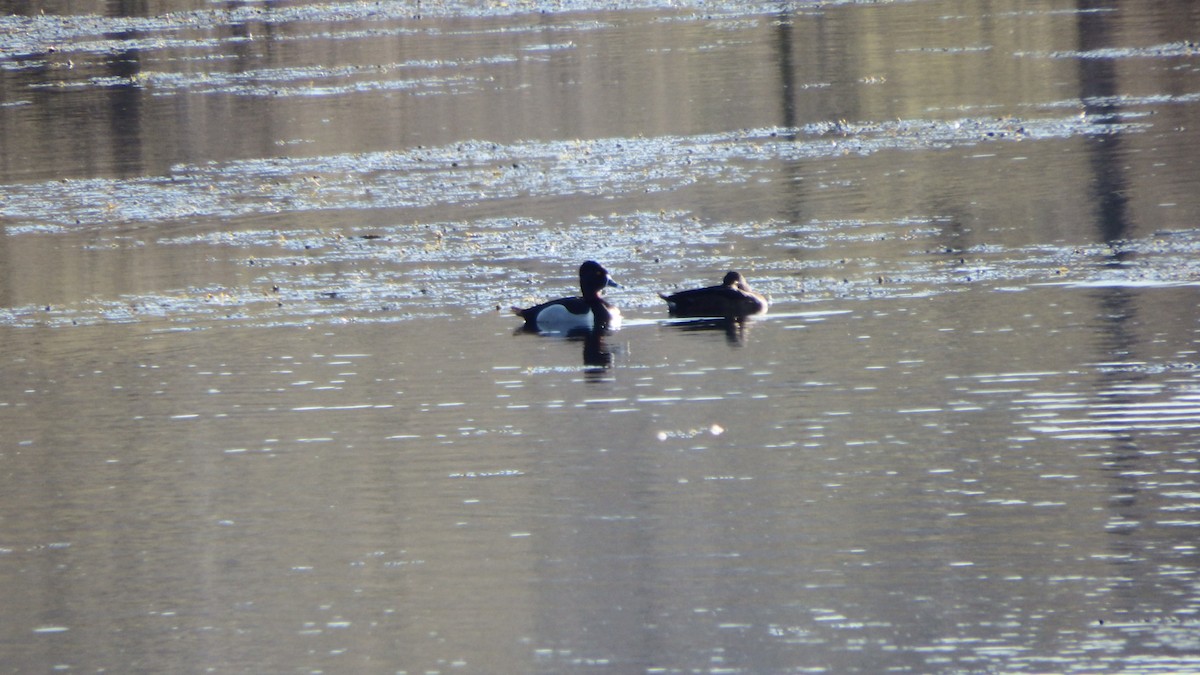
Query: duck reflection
[
  {"left": 513, "top": 325, "right": 615, "bottom": 370},
  {"left": 664, "top": 316, "right": 757, "bottom": 347},
  {"left": 579, "top": 330, "right": 613, "bottom": 368}
]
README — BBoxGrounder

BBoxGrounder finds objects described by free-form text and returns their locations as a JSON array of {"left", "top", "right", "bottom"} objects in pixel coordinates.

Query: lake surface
[{"left": 3, "top": 0, "right": 1200, "bottom": 672}]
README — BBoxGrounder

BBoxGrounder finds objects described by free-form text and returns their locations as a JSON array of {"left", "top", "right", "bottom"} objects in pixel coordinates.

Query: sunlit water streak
[{"left": 0, "top": 117, "right": 1145, "bottom": 231}]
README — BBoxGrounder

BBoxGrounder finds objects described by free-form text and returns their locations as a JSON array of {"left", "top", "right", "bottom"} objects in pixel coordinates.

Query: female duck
[
  {"left": 659, "top": 271, "right": 768, "bottom": 319},
  {"left": 512, "top": 260, "right": 622, "bottom": 333}
]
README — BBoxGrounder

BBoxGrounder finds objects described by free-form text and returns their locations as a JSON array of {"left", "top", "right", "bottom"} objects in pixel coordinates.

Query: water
[{"left": 3, "top": 0, "right": 1200, "bottom": 672}]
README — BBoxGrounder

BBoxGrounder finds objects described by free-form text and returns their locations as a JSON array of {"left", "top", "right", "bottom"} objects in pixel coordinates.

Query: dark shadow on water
[
  {"left": 1072, "top": 1, "right": 1183, "bottom": 613},
  {"left": 769, "top": 7, "right": 816, "bottom": 265},
  {"left": 104, "top": 43, "right": 146, "bottom": 179},
  {"left": 1076, "top": 0, "right": 1131, "bottom": 250},
  {"left": 773, "top": 8, "right": 799, "bottom": 141}
]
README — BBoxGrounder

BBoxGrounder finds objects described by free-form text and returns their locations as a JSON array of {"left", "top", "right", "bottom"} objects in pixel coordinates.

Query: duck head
[{"left": 580, "top": 260, "right": 620, "bottom": 297}]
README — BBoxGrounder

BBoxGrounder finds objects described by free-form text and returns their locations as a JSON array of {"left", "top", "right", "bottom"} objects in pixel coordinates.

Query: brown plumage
[{"left": 659, "top": 271, "right": 768, "bottom": 319}]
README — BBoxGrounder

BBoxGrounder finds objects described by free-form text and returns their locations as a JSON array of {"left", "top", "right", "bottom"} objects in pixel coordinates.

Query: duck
[
  {"left": 659, "top": 271, "right": 768, "bottom": 319},
  {"left": 512, "top": 260, "right": 622, "bottom": 333}
]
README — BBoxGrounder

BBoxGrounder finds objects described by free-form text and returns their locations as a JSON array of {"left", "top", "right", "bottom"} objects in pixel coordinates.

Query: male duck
[
  {"left": 659, "top": 271, "right": 768, "bottom": 319},
  {"left": 512, "top": 260, "right": 622, "bottom": 333}
]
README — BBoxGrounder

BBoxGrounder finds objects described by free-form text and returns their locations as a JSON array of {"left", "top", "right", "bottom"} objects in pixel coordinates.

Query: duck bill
[{"left": 605, "top": 277, "right": 622, "bottom": 289}]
